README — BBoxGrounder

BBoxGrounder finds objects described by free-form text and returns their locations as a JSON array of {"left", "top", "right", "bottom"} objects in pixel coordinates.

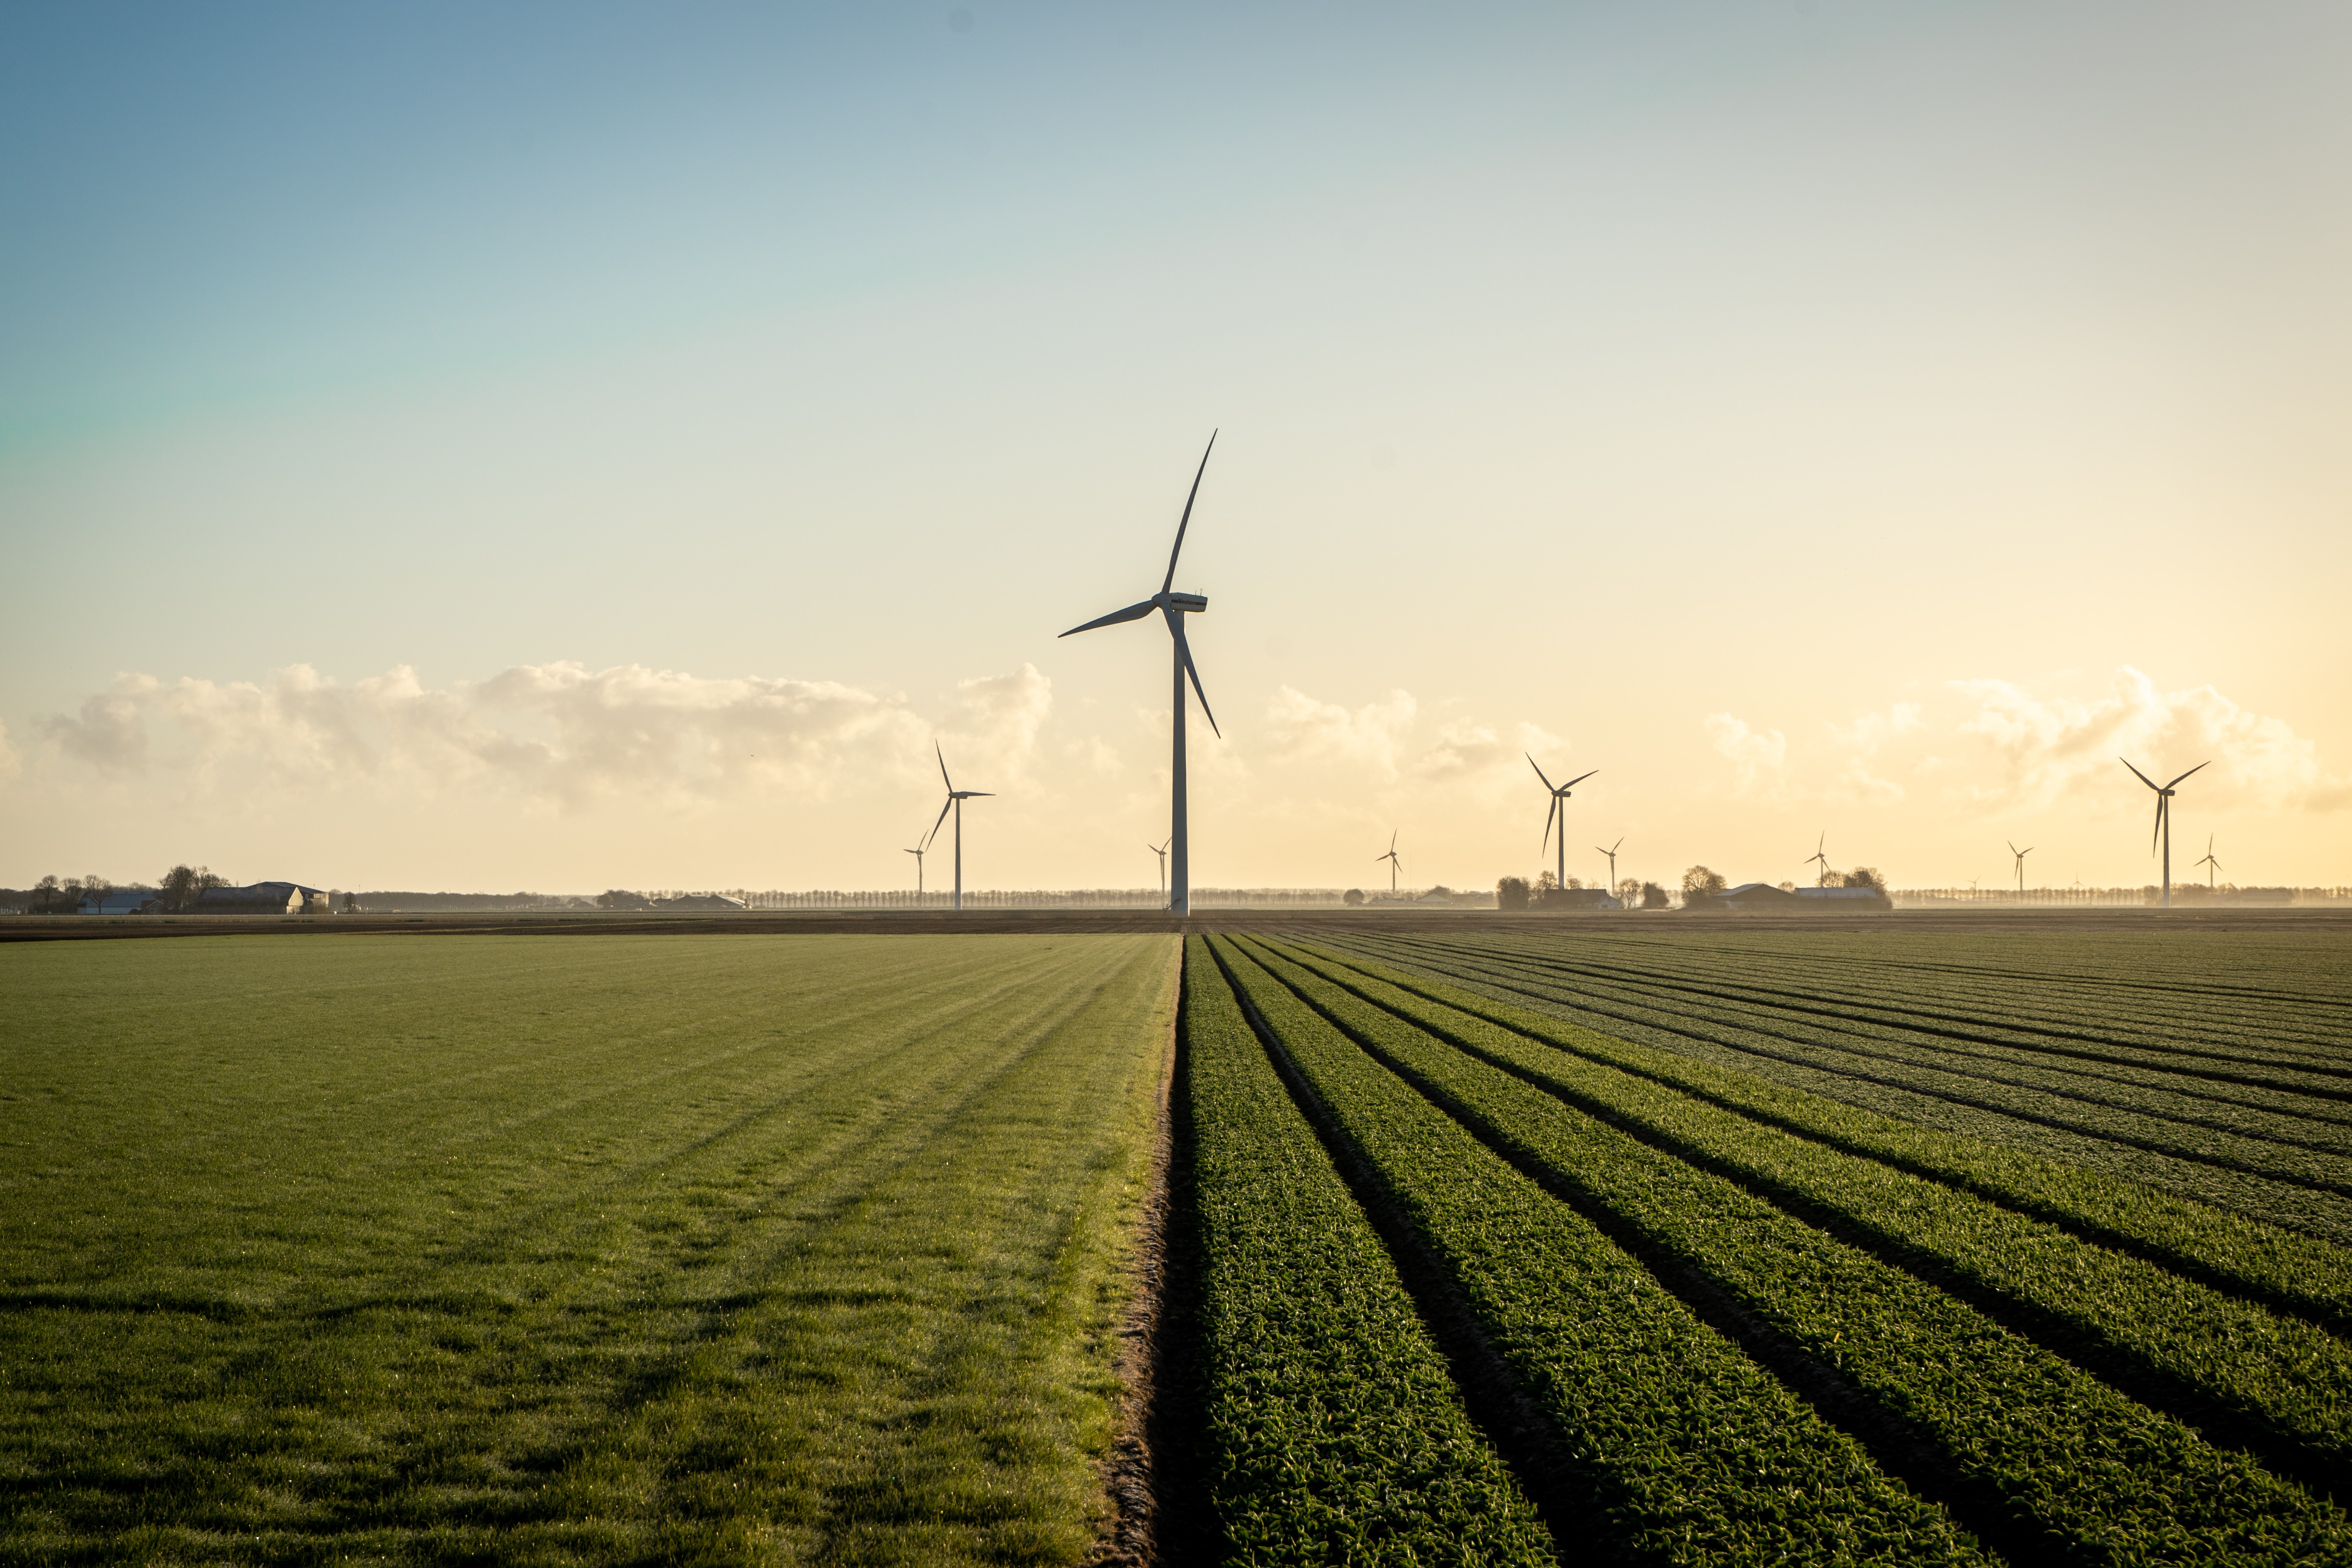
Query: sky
[{"left": 3, "top": 0, "right": 2347, "bottom": 896}]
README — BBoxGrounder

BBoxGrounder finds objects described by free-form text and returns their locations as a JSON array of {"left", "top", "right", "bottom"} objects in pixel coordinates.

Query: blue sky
[{"left": 4, "top": 1, "right": 2346, "bottom": 892}]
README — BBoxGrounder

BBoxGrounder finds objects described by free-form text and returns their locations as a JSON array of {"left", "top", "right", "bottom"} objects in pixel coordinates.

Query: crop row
[
  {"left": 1224, "top": 935, "right": 2352, "bottom": 1564},
  {"left": 1177, "top": 935, "right": 1557, "bottom": 1565},
  {"left": 1467, "top": 931, "right": 2351, "bottom": 1062},
  {"left": 1450, "top": 931, "right": 2352, "bottom": 1095},
  {"left": 1200, "top": 936, "right": 1993, "bottom": 1565},
  {"left": 1260, "top": 937, "right": 2352, "bottom": 1481},
  {"left": 1379, "top": 933, "right": 2352, "bottom": 1154},
  {"left": 1333, "top": 931, "right": 2352, "bottom": 1238},
  {"left": 1326, "top": 933, "right": 2352, "bottom": 1298}
]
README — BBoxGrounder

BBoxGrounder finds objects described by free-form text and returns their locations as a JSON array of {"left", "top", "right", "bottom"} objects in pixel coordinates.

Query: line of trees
[{"left": 6, "top": 865, "right": 229, "bottom": 913}]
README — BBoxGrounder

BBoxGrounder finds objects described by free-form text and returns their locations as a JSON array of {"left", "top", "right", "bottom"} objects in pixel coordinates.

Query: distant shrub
[{"left": 1496, "top": 876, "right": 1530, "bottom": 912}]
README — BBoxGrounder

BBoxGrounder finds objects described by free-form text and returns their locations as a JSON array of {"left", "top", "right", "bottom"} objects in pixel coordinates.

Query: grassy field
[
  {"left": 1186, "top": 927, "right": 2352, "bottom": 1564},
  {"left": 0, "top": 932, "right": 1177, "bottom": 1566}
]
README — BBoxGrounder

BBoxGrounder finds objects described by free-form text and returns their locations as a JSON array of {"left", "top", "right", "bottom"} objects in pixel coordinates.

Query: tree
[
  {"left": 1845, "top": 866, "right": 1886, "bottom": 891},
  {"left": 157, "top": 865, "right": 227, "bottom": 913},
  {"left": 1343, "top": 888, "right": 1366, "bottom": 907},
  {"left": 1617, "top": 877, "right": 1641, "bottom": 906},
  {"left": 1640, "top": 881, "right": 1670, "bottom": 909},
  {"left": 30, "top": 875, "right": 70, "bottom": 914},
  {"left": 596, "top": 889, "right": 651, "bottom": 911},
  {"left": 1681, "top": 865, "right": 1726, "bottom": 898},
  {"left": 1535, "top": 871, "right": 1559, "bottom": 894},
  {"left": 1496, "top": 876, "right": 1530, "bottom": 911}
]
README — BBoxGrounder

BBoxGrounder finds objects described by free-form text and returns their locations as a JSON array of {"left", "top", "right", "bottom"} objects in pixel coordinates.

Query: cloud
[
  {"left": 32, "top": 661, "right": 1055, "bottom": 808},
  {"left": 1263, "top": 687, "right": 1418, "bottom": 778},
  {"left": 1950, "top": 666, "right": 2346, "bottom": 813},
  {"left": 0, "top": 720, "right": 19, "bottom": 786},
  {"left": 1705, "top": 712, "right": 1788, "bottom": 795}
]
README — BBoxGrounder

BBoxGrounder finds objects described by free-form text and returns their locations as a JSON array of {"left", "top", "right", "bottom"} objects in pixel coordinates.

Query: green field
[
  {"left": 13, "top": 920, "right": 2352, "bottom": 1565},
  {"left": 1187, "top": 927, "right": 2352, "bottom": 1564},
  {"left": 0, "top": 933, "right": 1177, "bottom": 1565}
]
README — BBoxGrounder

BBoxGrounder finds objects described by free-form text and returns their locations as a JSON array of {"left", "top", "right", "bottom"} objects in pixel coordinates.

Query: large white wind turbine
[
  {"left": 1148, "top": 839, "right": 1170, "bottom": 905},
  {"left": 1060, "top": 433, "right": 1221, "bottom": 918},
  {"left": 1529, "top": 756, "right": 1598, "bottom": 891},
  {"left": 2120, "top": 758, "right": 2209, "bottom": 910},
  {"left": 1805, "top": 833, "right": 1831, "bottom": 887},
  {"left": 1377, "top": 831, "right": 1402, "bottom": 894},
  {"left": 925, "top": 743, "right": 993, "bottom": 913},
  {"left": 905, "top": 843, "right": 927, "bottom": 897},
  {"left": 2007, "top": 840, "right": 2033, "bottom": 894},
  {"left": 2195, "top": 834, "right": 2222, "bottom": 890}
]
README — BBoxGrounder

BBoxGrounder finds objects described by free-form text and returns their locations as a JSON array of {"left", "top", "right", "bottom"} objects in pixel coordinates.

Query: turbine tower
[
  {"left": 1596, "top": 836, "right": 1624, "bottom": 900},
  {"left": 1806, "top": 833, "right": 1831, "bottom": 887},
  {"left": 1377, "top": 831, "right": 1402, "bottom": 895},
  {"left": 2120, "top": 758, "right": 2209, "bottom": 910},
  {"left": 2195, "top": 835, "right": 2222, "bottom": 890},
  {"left": 1148, "top": 839, "right": 1170, "bottom": 905},
  {"left": 2007, "top": 840, "right": 2033, "bottom": 895},
  {"left": 1528, "top": 756, "right": 1598, "bottom": 891},
  {"left": 925, "top": 743, "right": 993, "bottom": 913},
  {"left": 905, "top": 843, "right": 927, "bottom": 898},
  {"left": 1060, "top": 433, "right": 1221, "bottom": 918}
]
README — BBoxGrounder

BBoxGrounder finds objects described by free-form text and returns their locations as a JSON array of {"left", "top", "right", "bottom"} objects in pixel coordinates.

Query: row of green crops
[
  {"left": 1211, "top": 934, "right": 2352, "bottom": 1564},
  {"left": 1177, "top": 936, "right": 1557, "bottom": 1566},
  {"left": 1199, "top": 937, "right": 1994, "bottom": 1566},
  {"left": 1330, "top": 930, "right": 2352, "bottom": 1243},
  {"left": 1364, "top": 933, "right": 2352, "bottom": 1172},
  {"left": 1258, "top": 939, "right": 2352, "bottom": 1494},
  {"left": 1283, "top": 942, "right": 2352, "bottom": 1336},
  {"left": 1444, "top": 931, "right": 2350, "bottom": 1069},
  {"left": 1440, "top": 932, "right": 2352, "bottom": 1111}
]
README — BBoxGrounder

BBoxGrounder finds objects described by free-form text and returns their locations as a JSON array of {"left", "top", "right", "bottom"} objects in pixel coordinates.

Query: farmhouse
[
  {"left": 1538, "top": 887, "right": 1623, "bottom": 911},
  {"left": 192, "top": 882, "right": 333, "bottom": 915},
  {"left": 1697, "top": 883, "right": 1892, "bottom": 913},
  {"left": 78, "top": 889, "right": 162, "bottom": 915}
]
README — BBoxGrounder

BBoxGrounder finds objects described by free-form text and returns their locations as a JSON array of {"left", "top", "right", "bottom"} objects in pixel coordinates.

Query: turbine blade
[
  {"left": 1172, "top": 619, "right": 1219, "bottom": 737},
  {"left": 2152, "top": 798, "right": 2163, "bottom": 854},
  {"left": 2119, "top": 757, "right": 2162, "bottom": 791},
  {"left": 2165, "top": 760, "right": 2211, "bottom": 789},
  {"left": 1060, "top": 599, "right": 1159, "bottom": 637},
  {"left": 1160, "top": 431, "right": 1217, "bottom": 595},
  {"left": 1542, "top": 795, "right": 1558, "bottom": 851},
  {"left": 937, "top": 742, "right": 952, "bottom": 791},
  {"left": 2008, "top": 840, "right": 2019, "bottom": 856},
  {"left": 1611, "top": 836, "right": 1624, "bottom": 852},
  {"left": 1562, "top": 768, "right": 1599, "bottom": 790},
  {"left": 926, "top": 796, "right": 953, "bottom": 848},
  {"left": 966, "top": 792, "right": 995, "bottom": 798},
  {"left": 1526, "top": 753, "right": 1555, "bottom": 791}
]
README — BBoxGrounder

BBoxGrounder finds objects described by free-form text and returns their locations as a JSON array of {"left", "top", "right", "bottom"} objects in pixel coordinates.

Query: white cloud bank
[
  {"left": 32, "top": 661, "right": 1054, "bottom": 808},
  {"left": 1708, "top": 667, "right": 2346, "bottom": 815}
]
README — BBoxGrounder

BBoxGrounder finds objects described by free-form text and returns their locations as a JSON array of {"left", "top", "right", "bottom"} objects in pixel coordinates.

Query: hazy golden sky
[{"left": 4, "top": 2, "right": 2346, "bottom": 892}]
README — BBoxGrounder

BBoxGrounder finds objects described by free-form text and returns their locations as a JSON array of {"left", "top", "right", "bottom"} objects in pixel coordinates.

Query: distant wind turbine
[
  {"left": 1148, "top": 839, "right": 1170, "bottom": 904},
  {"left": 925, "top": 743, "right": 993, "bottom": 913},
  {"left": 904, "top": 843, "right": 927, "bottom": 897},
  {"left": 1596, "top": 836, "right": 1624, "bottom": 900},
  {"left": 1377, "top": 831, "right": 1402, "bottom": 894},
  {"left": 2007, "top": 840, "right": 2033, "bottom": 894},
  {"left": 1805, "top": 833, "right": 1831, "bottom": 887},
  {"left": 2120, "top": 758, "right": 2209, "bottom": 910},
  {"left": 1059, "top": 433, "right": 1221, "bottom": 917},
  {"left": 1529, "top": 756, "right": 1598, "bottom": 891},
  {"left": 2195, "top": 834, "right": 2222, "bottom": 890}
]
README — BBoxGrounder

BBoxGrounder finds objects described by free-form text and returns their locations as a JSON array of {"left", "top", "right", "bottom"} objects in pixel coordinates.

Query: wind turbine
[
  {"left": 1596, "top": 836, "right": 1624, "bottom": 901},
  {"left": 1060, "top": 432, "right": 1221, "bottom": 917},
  {"left": 2195, "top": 834, "right": 2222, "bottom": 890},
  {"left": 925, "top": 743, "right": 993, "bottom": 913},
  {"left": 1376, "top": 831, "right": 1402, "bottom": 895},
  {"left": 1528, "top": 756, "right": 1598, "bottom": 891},
  {"left": 1805, "top": 833, "right": 1831, "bottom": 887},
  {"left": 905, "top": 843, "right": 927, "bottom": 898},
  {"left": 1148, "top": 839, "right": 1170, "bottom": 905},
  {"left": 2007, "top": 840, "right": 2033, "bottom": 894},
  {"left": 2120, "top": 758, "right": 2209, "bottom": 910}
]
